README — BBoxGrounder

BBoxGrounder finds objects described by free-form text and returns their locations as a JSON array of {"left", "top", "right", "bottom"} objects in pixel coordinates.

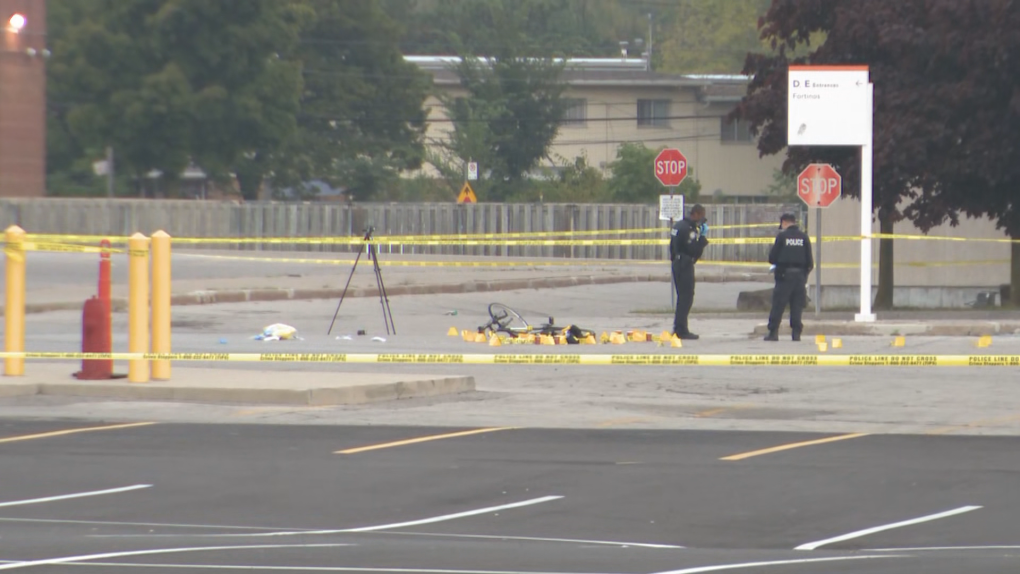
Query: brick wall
[{"left": 0, "top": 0, "right": 46, "bottom": 197}]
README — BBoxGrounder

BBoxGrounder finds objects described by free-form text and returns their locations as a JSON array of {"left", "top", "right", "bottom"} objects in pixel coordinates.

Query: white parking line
[
  {"left": 344, "top": 496, "right": 563, "bottom": 533},
  {"left": 0, "top": 544, "right": 352, "bottom": 571},
  {"left": 1, "top": 562, "right": 624, "bottom": 574},
  {"left": 794, "top": 505, "right": 983, "bottom": 551},
  {"left": 139, "top": 495, "right": 564, "bottom": 538},
  {"left": 867, "top": 545, "right": 1020, "bottom": 552},
  {"left": 651, "top": 555, "right": 900, "bottom": 574},
  {"left": 0, "top": 485, "right": 152, "bottom": 508},
  {"left": 379, "top": 531, "right": 684, "bottom": 549},
  {"left": 0, "top": 516, "right": 316, "bottom": 532}
]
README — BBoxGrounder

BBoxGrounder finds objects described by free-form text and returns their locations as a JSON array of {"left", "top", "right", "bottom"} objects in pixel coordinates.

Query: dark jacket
[
  {"left": 670, "top": 218, "right": 709, "bottom": 262},
  {"left": 768, "top": 224, "right": 814, "bottom": 274}
]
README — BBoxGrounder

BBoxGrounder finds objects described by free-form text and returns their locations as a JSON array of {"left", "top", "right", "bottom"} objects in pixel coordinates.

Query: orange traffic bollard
[{"left": 74, "top": 296, "right": 113, "bottom": 380}]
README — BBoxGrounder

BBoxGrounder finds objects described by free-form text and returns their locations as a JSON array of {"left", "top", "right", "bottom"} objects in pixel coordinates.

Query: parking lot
[{"left": 1, "top": 419, "right": 1019, "bottom": 572}]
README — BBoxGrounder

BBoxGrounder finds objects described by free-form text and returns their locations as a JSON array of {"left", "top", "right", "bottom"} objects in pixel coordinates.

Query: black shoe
[
  {"left": 792, "top": 331, "right": 802, "bottom": 342},
  {"left": 677, "top": 332, "right": 700, "bottom": 340},
  {"left": 764, "top": 331, "right": 779, "bottom": 342}
]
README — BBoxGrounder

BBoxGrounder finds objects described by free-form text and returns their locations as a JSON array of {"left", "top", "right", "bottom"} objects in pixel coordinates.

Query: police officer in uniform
[
  {"left": 765, "top": 213, "right": 813, "bottom": 341},
  {"left": 670, "top": 204, "right": 709, "bottom": 339}
]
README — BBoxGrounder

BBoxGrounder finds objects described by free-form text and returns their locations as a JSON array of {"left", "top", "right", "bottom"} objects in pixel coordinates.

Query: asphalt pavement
[
  {"left": 5, "top": 282, "right": 1020, "bottom": 435},
  {"left": 0, "top": 420, "right": 1017, "bottom": 572}
]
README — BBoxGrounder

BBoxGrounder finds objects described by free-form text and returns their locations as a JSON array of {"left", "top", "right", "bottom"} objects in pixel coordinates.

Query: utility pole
[
  {"left": 647, "top": 13, "right": 653, "bottom": 72},
  {"left": 105, "top": 146, "right": 114, "bottom": 198}
]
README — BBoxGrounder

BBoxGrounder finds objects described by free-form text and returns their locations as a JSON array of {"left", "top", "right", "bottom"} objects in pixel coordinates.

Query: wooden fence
[{"left": 0, "top": 199, "right": 804, "bottom": 262}]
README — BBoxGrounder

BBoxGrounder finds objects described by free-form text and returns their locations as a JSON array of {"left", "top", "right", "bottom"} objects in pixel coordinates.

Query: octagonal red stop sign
[
  {"left": 797, "top": 163, "right": 842, "bottom": 208},
  {"left": 654, "top": 148, "right": 688, "bottom": 187}
]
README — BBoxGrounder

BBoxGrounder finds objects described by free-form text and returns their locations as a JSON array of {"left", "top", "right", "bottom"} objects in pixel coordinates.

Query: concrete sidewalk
[
  {"left": 751, "top": 320, "right": 1020, "bottom": 337},
  {"left": 0, "top": 363, "right": 475, "bottom": 406}
]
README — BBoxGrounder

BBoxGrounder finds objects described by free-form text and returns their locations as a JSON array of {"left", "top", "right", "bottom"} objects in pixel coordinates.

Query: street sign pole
[
  {"left": 856, "top": 84, "right": 876, "bottom": 322},
  {"left": 788, "top": 65, "right": 874, "bottom": 322},
  {"left": 654, "top": 149, "right": 688, "bottom": 312},
  {"left": 815, "top": 207, "right": 822, "bottom": 316},
  {"left": 669, "top": 185, "right": 676, "bottom": 310}
]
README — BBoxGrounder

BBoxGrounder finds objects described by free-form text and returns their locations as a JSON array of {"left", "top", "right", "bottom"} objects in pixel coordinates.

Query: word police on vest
[{"left": 786, "top": 238, "right": 805, "bottom": 246}]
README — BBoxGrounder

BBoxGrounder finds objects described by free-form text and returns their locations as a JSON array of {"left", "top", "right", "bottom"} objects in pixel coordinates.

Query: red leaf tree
[{"left": 735, "top": 0, "right": 1020, "bottom": 307}]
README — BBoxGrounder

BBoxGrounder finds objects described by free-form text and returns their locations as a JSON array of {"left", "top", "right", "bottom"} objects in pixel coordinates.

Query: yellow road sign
[{"left": 457, "top": 182, "right": 477, "bottom": 203}]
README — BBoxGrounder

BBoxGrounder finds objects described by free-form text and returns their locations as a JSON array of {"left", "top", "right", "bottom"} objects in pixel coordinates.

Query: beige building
[{"left": 407, "top": 56, "right": 783, "bottom": 201}]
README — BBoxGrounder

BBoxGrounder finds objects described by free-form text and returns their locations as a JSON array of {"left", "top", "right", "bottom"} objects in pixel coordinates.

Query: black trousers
[
  {"left": 767, "top": 268, "right": 807, "bottom": 332},
  {"left": 672, "top": 257, "right": 695, "bottom": 335}
]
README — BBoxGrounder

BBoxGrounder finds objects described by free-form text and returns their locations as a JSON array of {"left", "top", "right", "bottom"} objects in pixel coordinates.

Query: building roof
[{"left": 405, "top": 55, "right": 749, "bottom": 102}]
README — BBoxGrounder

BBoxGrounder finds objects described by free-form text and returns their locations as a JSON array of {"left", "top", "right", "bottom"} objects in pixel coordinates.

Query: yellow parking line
[
  {"left": 720, "top": 432, "right": 870, "bottom": 461},
  {"left": 336, "top": 427, "right": 514, "bottom": 454},
  {"left": 0, "top": 422, "right": 156, "bottom": 444}
]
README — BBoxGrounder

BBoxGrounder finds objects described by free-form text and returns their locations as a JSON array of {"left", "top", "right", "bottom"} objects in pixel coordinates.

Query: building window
[
  {"left": 720, "top": 117, "right": 753, "bottom": 142},
  {"left": 637, "top": 99, "right": 670, "bottom": 127},
  {"left": 561, "top": 98, "right": 587, "bottom": 127}
]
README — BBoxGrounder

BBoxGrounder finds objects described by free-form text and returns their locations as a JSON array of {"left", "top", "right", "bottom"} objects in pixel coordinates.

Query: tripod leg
[
  {"left": 328, "top": 248, "right": 364, "bottom": 335},
  {"left": 370, "top": 245, "right": 396, "bottom": 335}
]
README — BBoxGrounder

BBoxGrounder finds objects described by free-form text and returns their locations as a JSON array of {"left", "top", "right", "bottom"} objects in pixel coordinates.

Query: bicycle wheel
[{"left": 487, "top": 303, "right": 529, "bottom": 333}]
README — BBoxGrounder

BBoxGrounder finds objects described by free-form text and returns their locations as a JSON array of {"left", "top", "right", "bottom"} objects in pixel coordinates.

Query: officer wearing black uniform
[
  {"left": 670, "top": 204, "right": 709, "bottom": 340},
  {"left": 765, "top": 213, "right": 813, "bottom": 341}
]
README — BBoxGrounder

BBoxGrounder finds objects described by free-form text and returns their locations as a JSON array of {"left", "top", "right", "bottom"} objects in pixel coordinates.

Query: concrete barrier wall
[
  {"left": 808, "top": 197, "right": 1010, "bottom": 288},
  {"left": 0, "top": 198, "right": 801, "bottom": 263}
]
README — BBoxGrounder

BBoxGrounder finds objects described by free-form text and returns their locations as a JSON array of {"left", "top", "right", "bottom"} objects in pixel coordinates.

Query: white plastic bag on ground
[{"left": 254, "top": 323, "right": 302, "bottom": 341}]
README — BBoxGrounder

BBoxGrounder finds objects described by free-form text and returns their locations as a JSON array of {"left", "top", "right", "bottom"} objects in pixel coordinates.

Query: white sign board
[
  {"left": 467, "top": 162, "right": 478, "bottom": 180},
  {"left": 788, "top": 66, "right": 871, "bottom": 146},
  {"left": 658, "top": 194, "right": 685, "bottom": 222}
]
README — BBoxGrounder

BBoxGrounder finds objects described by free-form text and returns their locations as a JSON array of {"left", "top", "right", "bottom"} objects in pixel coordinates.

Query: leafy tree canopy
[
  {"left": 607, "top": 143, "right": 701, "bottom": 204},
  {"left": 736, "top": 0, "right": 1020, "bottom": 304},
  {"left": 48, "top": 0, "right": 304, "bottom": 187}
]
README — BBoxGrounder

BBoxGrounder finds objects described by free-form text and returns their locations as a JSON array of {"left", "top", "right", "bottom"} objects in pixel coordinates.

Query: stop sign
[
  {"left": 654, "top": 148, "right": 688, "bottom": 187},
  {"left": 797, "top": 163, "right": 842, "bottom": 207}
]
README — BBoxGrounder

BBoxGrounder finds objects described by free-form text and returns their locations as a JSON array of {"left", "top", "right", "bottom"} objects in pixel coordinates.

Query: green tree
[
  {"left": 256, "top": 0, "right": 431, "bottom": 201},
  {"left": 735, "top": 0, "right": 1020, "bottom": 308},
  {"left": 431, "top": 39, "right": 569, "bottom": 200},
  {"left": 762, "top": 168, "right": 798, "bottom": 203},
  {"left": 47, "top": 0, "right": 304, "bottom": 197},
  {"left": 658, "top": 0, "right": 771, "bottom": 74},
  {"left": 386, "top": 0, "right": 660, "bottom": 58},
  {"left": 606, "top": 143, "right": 701, "bottom": 204}
]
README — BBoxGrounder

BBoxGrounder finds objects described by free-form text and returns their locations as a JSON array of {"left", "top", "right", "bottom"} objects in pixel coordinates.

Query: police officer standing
[
  {"left": 670, "top": 204, "right": 709, "bottom": 340},
  {"left": 765, "top": 213, "right": 813, "bottom": 341}
]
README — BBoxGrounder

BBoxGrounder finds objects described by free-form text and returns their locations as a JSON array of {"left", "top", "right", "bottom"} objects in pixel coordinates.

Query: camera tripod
[{"left": 327, "top": 227, "right": 396, "bottom": 336}]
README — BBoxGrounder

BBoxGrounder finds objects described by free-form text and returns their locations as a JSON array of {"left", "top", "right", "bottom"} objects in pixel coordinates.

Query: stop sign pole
[
  {"left": 654, "top": 148, "right": 689, "bottom": 310},
  {"left": 798, "top": 164, "right": 843, "bottom": 317}
]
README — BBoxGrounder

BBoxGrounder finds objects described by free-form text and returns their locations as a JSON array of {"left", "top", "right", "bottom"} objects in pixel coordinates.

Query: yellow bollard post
[
  {"left": 128, "top": 233, "right": 150, "bottom": 383},
  {"left": 4, "top": 226, "right": 26, "bottom": 376},
  {"left": 151, "top": 230, "right": 171, "bottom": 381}
]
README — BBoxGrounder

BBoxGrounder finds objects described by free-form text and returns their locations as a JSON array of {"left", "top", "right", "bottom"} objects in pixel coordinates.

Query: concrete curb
[
  {"left": 6, "top": 271, "right": 767, "bottom": 315},
  {"left": 752, "top": 322, "right": 1020, "bottom": 337},
  {"left": 13, "top": 375, "right": 475, "bottom": 406}
]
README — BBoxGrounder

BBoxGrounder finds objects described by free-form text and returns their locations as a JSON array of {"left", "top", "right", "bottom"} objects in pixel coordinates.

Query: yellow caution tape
[
  {"left": 12, "top": 230, "right": 1020, "bottom": 247},
  {"left": 874, "top": 233, "right": 1020, "bottom": 244},
  {"left": 19, "top": 223, "right": 778, "bottom": 245},
  {"left": 3, "top": 351, "right": 1019, "bottom": 367},
  {"left": 160, "top": 252, "right": 1008, "bottom": 270},
  {"left": 22, "top": 242, "right": 124, "bottom": 254}
]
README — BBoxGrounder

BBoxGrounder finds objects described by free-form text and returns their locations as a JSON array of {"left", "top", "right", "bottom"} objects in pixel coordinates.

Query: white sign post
[
  {"left": 788, "top": 65, "right": 875, "bottom": 322},
  {"left": 466, "top": 162, "right": 478, "bottom": 181},
  {"left": 658, "top": 194, "right": 685, "bottom": 222}
]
